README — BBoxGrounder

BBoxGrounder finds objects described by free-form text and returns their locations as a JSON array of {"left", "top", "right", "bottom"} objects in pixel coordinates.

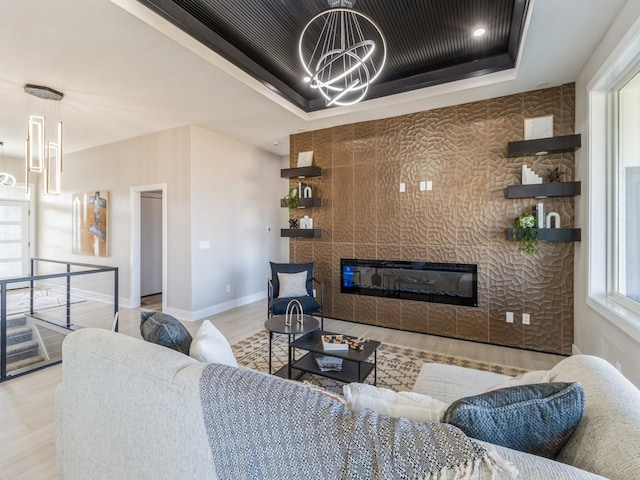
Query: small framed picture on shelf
[
  {"left": 524, "top": 115, "right": 553, "bottom": 140},
  {"left": 297, "top": 151, "right": 313, "bottom": 168}
]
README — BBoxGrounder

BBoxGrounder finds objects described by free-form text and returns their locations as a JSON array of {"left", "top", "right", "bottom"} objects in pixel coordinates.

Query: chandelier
[
  {"left": 0, "top": 141, "right": 16, "bottom": 188},
  {"left": 299, "top": 0, "right": 386, "bottom": 107},
  {"left": 25, "top": 84, "right": 64, "bottom": 195}
]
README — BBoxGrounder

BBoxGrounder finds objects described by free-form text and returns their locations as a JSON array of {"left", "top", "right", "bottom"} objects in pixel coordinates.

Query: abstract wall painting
[{"left": 72, "top": 191, "right": 109, "bottom": 257}]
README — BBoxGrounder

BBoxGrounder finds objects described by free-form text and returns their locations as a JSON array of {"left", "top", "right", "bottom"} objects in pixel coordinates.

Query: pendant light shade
[{"left": 24, "top": 84, "right": 64, "bottom": 195}]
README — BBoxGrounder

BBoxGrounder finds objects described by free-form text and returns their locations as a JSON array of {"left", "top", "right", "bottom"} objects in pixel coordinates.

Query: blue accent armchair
[{"left": 268, "top": 262, "right": 324, "bottom": 329}]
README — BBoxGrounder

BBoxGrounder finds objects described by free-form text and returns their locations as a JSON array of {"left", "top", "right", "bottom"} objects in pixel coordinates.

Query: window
[
  {"left": 587, "top": 26, "right": 640, "bottom": 341},
  {"left": 614, "top": 72, "right": 640, "bottom": 310}
]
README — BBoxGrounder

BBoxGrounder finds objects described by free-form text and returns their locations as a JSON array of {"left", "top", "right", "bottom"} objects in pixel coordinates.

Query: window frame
[
  {"left": 609, "top": 62, "right": 640, "bottom": 315},
  {"left": 587, "top": 26, "right": 640, "bottom": 343}
]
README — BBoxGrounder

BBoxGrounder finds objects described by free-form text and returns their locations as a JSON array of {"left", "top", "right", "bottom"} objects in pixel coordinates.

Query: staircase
[{"left": 6, "top": 316, "right": 45, "bottom": 372}]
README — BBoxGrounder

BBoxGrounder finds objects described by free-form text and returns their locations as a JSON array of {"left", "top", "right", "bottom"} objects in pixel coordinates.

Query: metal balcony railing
[{"left": 0, "top": 258, "right": 118, "bottom": 382}]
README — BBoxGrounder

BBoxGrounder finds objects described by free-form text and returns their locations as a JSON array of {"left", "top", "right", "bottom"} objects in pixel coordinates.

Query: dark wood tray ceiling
[{"left": 136, "top": 0, "right": 530, "bottom": 111}]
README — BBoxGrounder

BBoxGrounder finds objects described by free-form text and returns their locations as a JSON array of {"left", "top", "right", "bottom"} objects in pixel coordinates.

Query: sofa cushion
[
  {"left": 485, "top": 369, "right": 551, "bottom": 392},
  {"left": 413, "top": 362, "right": 511, "bottom": 403},
  {"left": 277, "top": 271, "right": 309, "bottom": 298},
  {"left": 444, "top": 382, "right": 584, "bottom": 459},
  {"left": 343, "top": 383, "right": 448, "bottom": 423},
  {"left": 270, "top": 295, "right": 320, "bottom": 315},
  {"left": 140, "top": 311, "right": 192, "bottom": 354},
  {"left": 189, "top": 320, "right": 237, "bottom": 367},
  {"left": 487, "top": 443, "right": 610, "bottom": 480}
]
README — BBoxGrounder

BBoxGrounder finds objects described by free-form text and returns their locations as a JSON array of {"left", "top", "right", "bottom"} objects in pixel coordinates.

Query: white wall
[
  {"left": 36, "top": 123, "right": 288, "bottom": 320},
  {"left": 37, "top": 125, "right": 193, "bottom": 311},
  {"left": 575, "top": 0, "right": 640, "bottom": 386},
  {"left": 188, "top": 125, "right": 287, "bottom": 319}
]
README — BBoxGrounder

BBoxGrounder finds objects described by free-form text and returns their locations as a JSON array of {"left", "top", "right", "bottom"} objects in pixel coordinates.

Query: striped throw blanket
[{"left": 200, "top": 364, "right": 517, "bottom": 480}]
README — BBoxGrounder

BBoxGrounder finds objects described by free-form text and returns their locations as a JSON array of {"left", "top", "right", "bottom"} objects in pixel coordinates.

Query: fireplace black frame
[{"left": 340, "top": 258, "right": 478, "bottom": 307}]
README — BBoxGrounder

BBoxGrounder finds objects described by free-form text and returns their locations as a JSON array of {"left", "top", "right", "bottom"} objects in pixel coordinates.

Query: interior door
[
  {"left": 140, "top": 193, "right": 162, "bottom": 296},
  {"left": 0, "top": 200, "right": 30, "bottom": 287}
]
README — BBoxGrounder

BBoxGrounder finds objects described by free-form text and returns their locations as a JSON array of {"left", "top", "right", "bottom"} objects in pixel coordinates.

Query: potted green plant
[
  {"left": 283, "top": 187, "right": 299, "bottom": 212},
  {"left": 513, "top": 212, "right": 538, "bottom": 254}
]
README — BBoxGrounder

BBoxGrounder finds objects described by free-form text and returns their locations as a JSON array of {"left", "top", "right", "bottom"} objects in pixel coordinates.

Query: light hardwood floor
[{"left": 0, "top": 299, "right": 565, "bottom": 480}]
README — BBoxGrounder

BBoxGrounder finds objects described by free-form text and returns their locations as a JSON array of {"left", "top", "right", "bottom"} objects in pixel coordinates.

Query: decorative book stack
[
  {"left": 321, "top": 334, "right": 368, "bottom": 351},
  {"left": 315, "top": 356, "right": 343, "bottom": 372}
]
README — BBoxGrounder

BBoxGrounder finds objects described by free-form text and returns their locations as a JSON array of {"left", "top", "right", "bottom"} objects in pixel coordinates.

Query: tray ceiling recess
[{"left": 136, "top": 0, "right": 530, "bottom": 112}]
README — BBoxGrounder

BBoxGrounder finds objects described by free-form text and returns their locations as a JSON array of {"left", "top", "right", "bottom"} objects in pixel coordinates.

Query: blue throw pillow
[
  {"left": 443, "top": 382, "right": 584, "bottom": 459},
  {"left": 140, "top": 311, "right": 192, "bottom": 354}
]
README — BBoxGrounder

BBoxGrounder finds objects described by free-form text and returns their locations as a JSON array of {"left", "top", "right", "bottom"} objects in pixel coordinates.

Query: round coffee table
[{"left": 265, "top": 315, "right": 319, "bottom": 375}]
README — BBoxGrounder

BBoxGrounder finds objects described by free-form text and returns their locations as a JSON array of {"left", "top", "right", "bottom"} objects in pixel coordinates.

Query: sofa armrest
[{"left": 549, "top": 355, "right": 640, "bottom": 480}]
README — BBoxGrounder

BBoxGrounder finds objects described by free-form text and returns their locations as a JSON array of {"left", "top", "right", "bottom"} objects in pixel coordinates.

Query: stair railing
[{"left": 0, "top": 258, "right": 118, "bottom": 382}]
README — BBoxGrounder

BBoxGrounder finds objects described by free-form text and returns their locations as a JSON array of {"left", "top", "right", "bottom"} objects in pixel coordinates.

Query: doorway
[
  {"left": 141, "top": 191, "right": 163, "bottom": 308},
  {"left": 130, "top": 184, "right": 167, "bottom": 310},
  {"left": 0, "top": 200, "right": 30, "bottom": 285}
]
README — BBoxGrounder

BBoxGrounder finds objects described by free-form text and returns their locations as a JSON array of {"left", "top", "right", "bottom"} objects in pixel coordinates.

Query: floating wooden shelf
[
  {"left": 280, "top": 166, "right": 322, "bottom": 178},
  {"left": 280, "top": 197, "right": 322, "bottom": 208},
  {"left": 507, "top": 134, "right": 581, "bottom": 157},
  {"left": 507, "top": 228, "right": 581, "bottom": 242},
  {"left": 506, "top": 181, "right": 581, "bottom": 198},
  {"left": 281, "top": 228, "right": 322, "bottom": 238}
]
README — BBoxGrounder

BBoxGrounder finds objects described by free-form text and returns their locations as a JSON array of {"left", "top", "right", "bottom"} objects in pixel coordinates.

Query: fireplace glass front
[{"left": 341, "top": 258, "right": 477, "bottom": 307}]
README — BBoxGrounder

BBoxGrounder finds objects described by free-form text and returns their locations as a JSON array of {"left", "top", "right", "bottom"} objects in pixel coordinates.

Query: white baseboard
[
  {"left": 118, "top": 297, "right": 133, "bottom": 309},
  {"left": 572, "top": 344, "right": 582, "bottom": 355},
  {"left": 164, "top": 290, "right": 267, "bottom": 322}
]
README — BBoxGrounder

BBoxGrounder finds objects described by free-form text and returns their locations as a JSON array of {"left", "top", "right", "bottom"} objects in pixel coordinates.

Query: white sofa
[{"left": 56, "top": 329, "right": 640, "bottom": 479}]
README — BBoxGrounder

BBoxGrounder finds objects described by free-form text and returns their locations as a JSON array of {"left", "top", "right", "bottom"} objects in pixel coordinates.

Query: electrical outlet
[
  {"left": 522, "top": 313, "right": 530, "bottom": 325},
  {"left": 506, "top": 311, "right": 514, "bottom": 323},
  {"left": 226, "top": 284, "right": 231, "bottom": 293},
  {"left": 419, "top": 181, "right": 426, "bottom": 191}
]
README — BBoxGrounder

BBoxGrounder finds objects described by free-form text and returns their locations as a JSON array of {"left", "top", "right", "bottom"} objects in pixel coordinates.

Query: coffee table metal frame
[
  {"left": 288, "top": 330, "right": 380, "bottom": 385},
  {"left": 264, "top": 314, "right": 319, "bottom": 376}
]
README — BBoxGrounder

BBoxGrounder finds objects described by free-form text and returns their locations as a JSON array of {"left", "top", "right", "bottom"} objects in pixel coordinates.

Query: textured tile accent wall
[{"left": 288, "top": 84, "right": 576, "bottom": 355}]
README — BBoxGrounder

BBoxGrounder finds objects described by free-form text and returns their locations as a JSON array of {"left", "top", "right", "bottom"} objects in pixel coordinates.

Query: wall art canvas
[
  {"left": 524, "top": 115, "right": 553, "bottom": 140},
  {"left": 72, "top": 191, "right": 109, "bottom": 256}
]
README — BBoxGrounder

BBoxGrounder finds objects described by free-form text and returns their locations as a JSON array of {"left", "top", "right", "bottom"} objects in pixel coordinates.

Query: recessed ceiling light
[
  {"left": 273, "top": 141, "right": 279, "bottom": 146},
  {"left": 473, "top": 27, "right": 486, "bottom": 37}
]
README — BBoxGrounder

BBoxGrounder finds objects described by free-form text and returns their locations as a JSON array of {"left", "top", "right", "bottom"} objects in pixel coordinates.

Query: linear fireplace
[{"left": 341, "top": 259, "right": 478, "bottom": 307}]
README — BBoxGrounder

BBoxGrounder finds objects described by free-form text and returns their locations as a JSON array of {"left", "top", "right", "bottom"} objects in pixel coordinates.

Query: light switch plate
[
  {"left": 426, "top": 181, "right": 433, "bottom": 191},
  {"left": 522, "top": 313, "right": 530, "bottom": 325},
  {"left": 506, "top": 311, "right": 514, "bottom": 323},
  {"left": 399, "top": 182, "right": 406, "bottom": 192},
  {"left": 199, "top": 240, "right": 210, "bottom": 249},
  {"left": 419, "top": 181, "right": 426, "bottom": 191}
]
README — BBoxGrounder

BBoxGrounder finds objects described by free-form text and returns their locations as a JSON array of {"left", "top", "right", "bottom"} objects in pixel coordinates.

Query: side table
[{"left": 264, "top": 314, "right": 319, "bottom": 377}]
